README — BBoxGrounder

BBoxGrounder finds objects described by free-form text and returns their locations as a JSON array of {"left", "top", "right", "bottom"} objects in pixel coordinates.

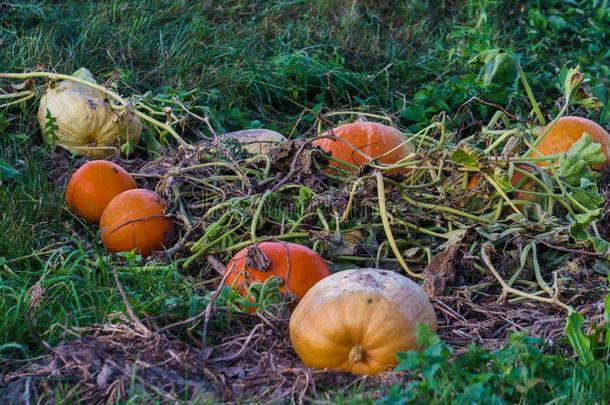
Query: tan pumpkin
[
  {"left": 289, "top": 268, "right": 437, "bottom": 375},
  {"left": 37, "top": 68, "right": 141, "bottom": 158},
  {"left": 217, "top": 129, "right": 287, "bottom": 154}
]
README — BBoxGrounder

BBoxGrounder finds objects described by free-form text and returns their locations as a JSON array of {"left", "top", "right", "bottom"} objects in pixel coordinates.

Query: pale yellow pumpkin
[
  {"left": 37, "top": 68, "right": 141, "bottom": 158},
  {"left": 217, "top": 129, "right": 286, "bottom": 154},
  {"left": 289, "top": 268, "right": 437, "bottom": 375}
]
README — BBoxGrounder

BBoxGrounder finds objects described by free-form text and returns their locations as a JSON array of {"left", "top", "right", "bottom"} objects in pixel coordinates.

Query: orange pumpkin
[
  {"left": 313, "top": 122, "right": 413, "bottom": 174},
  {"left": 465, "top": 170, "right": 541, "bottom": 208},
  {"left": 530, "top": 116, "right": 610, "bottom": 169},
  {"left": 99, "top": 189, "right": 176, "bottom": 255},
  {"left": 65, "top": 160, "right": 137, "bottom": 224},
  {"left": 467, "top": 117, "right": 609, "bottom": 202},
  {"left": 466, "top": 173, "right": 482, "bottom": 191},
  {"left": 513, "top": 116, "right": 610, "bottom": 202},
  {"left": 511, "top": 167, "right": 541, "bottom": 203},
  {"left": 224, "top": 241, "right": 331, "bottom": 304}
]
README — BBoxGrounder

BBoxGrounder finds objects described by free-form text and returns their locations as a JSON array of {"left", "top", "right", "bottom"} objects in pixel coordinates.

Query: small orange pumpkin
[
  {"left": 313, "top": 122, "right": 413, "bottom": 174},
  {"left": 65, "top": 160, "right": 137, "bottom": 224},
  {"left": 99, "top": 189, "right": 175, "bottom": 255},
  {"left": 289, "top": 268, "right": 437, "bottom": 375},
  {"left": 224, "top": 241, "right": 330, "bottom": 304},
  {"left": 466, "top": 173, "right": 482, "bottom": 191}
]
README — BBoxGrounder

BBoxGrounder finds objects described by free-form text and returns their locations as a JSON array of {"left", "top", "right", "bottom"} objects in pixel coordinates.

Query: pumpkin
[
  {"left": 65, "top": 160, "right": 137, "bottom": 224},
  {"left": 512, "top": 116, "right": 610, "bottom": 202},
  {"left": 466, "top": 117, "right": 609, "bottom": 202},
  {"left": 465, "top": 169, "right": 540, "bottom": 207},
  {"left": 218, "top": 129, "right": 287, "bottom": 154},
  {"left": 37, "top": 68, "right": 142, "bottom": 158},
  {"left": 100, "top": 189, "right": 175, "bottom": 255},
  {"left": 224, "top": 241, "right": 331, "bottom": 304},
  {"left": 530, "top": 116, "right": 610, "bottom": 169},
  {"left": 289, "top": 268, "right": 437, "bottom": 375},
  {"left": 313, "top": 122, "right": 413, "bottom": 174},
  {"left": 466, "top": 173, "right": 482, "bottom": 191}
]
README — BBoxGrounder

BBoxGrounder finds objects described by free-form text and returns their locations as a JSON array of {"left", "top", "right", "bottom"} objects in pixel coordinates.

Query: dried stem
[
  {"left": 479, "top": 244, "right": 571, "bottom": 311},
  {"left": 111, "top": 266, "right": 152, "bottom": 336},
  {"left": 375, "top": 172, "right": 422, "bottom": 279}
]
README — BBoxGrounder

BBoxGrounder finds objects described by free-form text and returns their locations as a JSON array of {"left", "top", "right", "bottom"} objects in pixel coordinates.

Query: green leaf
[
  {"left": 452, "top": 146, "right": 483, "bottom": 170},
  {"left": 117, "top": 250, "right": 143, "bottom": 264},
  {"left": 591, "top": 237, "right": 610, "bottom": 254},
  {"left": 569, "top": 223, "right": 610, "bottom": 254},
  {"left": 604, "top": 295, "right": 610, "bottom": 348},
  {"left": 569, "top": 223, "right": 589, "bottom": 243},
  {"left": 468, "top": 49, "right": 501, "bottom": 65},
  {"left": 560, "top": 134, "right": 605, "bottom": 186},
  {"left": 563, "top": 66, "right": 585, "bottom": 101},
  {"left": 395, "top": 323, "right": 450, "bottom": 374},
  {"left": 565, "top": 310, "right": 594, "bottom": 365},
  {"left": 591, "top": 259, "right": 610, "bottom": 276},
  {"left": 297, "top": 186, "right": 314, "bottom": 214},
  {"left": 120, "top": 141, "right": 136, "bottom": 156},
  {"left": 142, "top": 128, "right": 162, "bottom": 158},
  {"left": 0, "top": 159, "right": 19, "bottom": 181},
  {"left": 573, "top": 209, "right": 602, "bottom": 225},
  {"left": 456, "top": 383, "right": 491, "bottom": 404},
  {"left": 415, "top": 322, "right": 442, "bottom": 348},
  {"left": 492, "top": 169, "right": 512, "bottom": 193},
  {"left": 394, "top": 351, "right": 420, "bottom": 371},
  {"left": 469, "top": 49, "right": 516, "bottom": 86},
  {"left": 480, "top": 53, "right": 514, "bottom": 86},
  {"left": 528, "top": 9, "right": 547, "bottom": 29},
  {"left": 400, "top": 105, "right": 425, "bottom": 122},
  {"left": 548, "top": 15, "right": 569, "bottom": 31},
  {"left": 71, "top": 67, "right": 97, "bottom": 84},
  {"left": 44, "top": 109, "right": 60, "bottom": 146},
  {"left": 570, "top": 187, "right": 604, "bottom": 211},
  {"left": 575, "top": 96, "right": 603, "bottom": 110}
]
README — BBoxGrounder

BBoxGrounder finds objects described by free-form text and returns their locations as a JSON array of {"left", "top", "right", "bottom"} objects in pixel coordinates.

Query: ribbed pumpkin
[
  {"left": 65, "top": 160, "right": 137, "bottom": 224},
  {"left": 313, "top": 122, "right": 413, "bottom": 174},
  {"left": 100, "top": 189, "right": 175, "bottom": 255},
  {"left": 38, "top": 68, "right": 141, "bottom": 158},
  {"left": 289, "top": 268, "right": 437, "bottom": 375},
  {"left": 224, "top": 242, "right": 330, "bottom": 303}
]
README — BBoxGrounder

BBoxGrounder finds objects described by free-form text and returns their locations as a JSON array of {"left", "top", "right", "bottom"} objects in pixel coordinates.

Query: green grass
[
  {"left": 1, "top": 0, "right": 610, "bottom": 403},
  {"left": 326, "top": 330, "right": 610, "bottom": 404},
  {"left": 382, "top": 329, "right": 610, "bottom": 404}
]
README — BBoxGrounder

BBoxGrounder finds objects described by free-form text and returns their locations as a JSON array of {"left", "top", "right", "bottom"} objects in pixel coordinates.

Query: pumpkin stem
[{"left": 348, "top": 345, "right": 365, "bottom": 364}]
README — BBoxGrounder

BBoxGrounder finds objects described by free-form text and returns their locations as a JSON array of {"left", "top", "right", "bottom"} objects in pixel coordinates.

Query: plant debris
[
  {"left": 422, "top": 244, "right": 461, "bottom": 297},
  {"left": 2, "top": 63, "right": 610, "bottom": 402}
]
